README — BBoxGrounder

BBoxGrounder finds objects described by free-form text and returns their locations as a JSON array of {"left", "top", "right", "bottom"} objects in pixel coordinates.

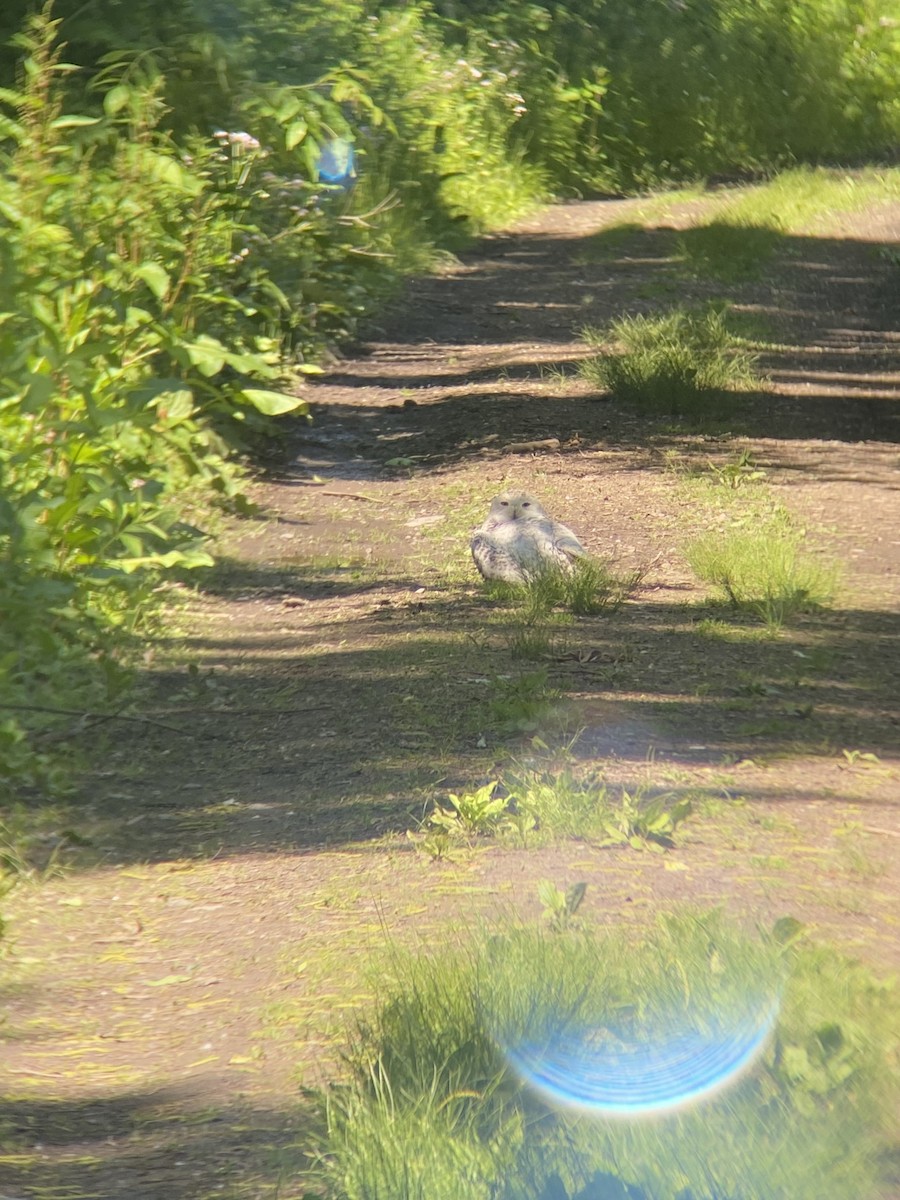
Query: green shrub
[{"left": 0, "top": 8, "right": 356, "bottom": 799}]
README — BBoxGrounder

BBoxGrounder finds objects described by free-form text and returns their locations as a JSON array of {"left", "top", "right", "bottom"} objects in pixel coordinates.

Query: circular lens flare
[
  {"left": 317, "top": 139, "right": 356, "bottom": 187},
  {"left": 505, "top": 1000, "right": 778, "bottom": 1117}
]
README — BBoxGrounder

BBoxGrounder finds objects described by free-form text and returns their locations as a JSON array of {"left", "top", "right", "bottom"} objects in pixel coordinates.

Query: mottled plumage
[{"left": 470, "top": 491, "right": 587, "bottom": 584}]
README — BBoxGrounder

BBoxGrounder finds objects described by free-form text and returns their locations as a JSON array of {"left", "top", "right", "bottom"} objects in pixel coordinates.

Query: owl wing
[
  {"left": 470, "top": 531, "right": 529, "bottom": 584},
  {"left": 548, "top": 518, "right": 587, "bottom": 563},
  {"left": 524, "top": 518, "right": 586, "bottom": 570}
]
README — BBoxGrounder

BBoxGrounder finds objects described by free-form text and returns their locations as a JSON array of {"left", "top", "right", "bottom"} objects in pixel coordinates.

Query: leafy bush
[
  {"left": 313, "top": 912, "right": 900, "bottom": 1200},
  {"left": 437, "top": 0, "right": 900, "bottom": 191},
  {"left": 10, "top": 1, "right": 898, "bottom": 204},
  {"left": 0, "top": 8, "right": 359, "bottom": 801}
]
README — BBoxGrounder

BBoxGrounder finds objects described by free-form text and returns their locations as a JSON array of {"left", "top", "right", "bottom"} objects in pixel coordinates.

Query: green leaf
[
  {"left": 50, "top": 114, "right": 101, "bottom": 129},
  {"left": 0, "top": 114, "right": 24, "bottom": 142},
  {"left": 28, "top": 223, "right": 72, "bottom": 247},
  {"left": 537, "top": 879, "right": 563, "bottom": 909},
  {"left": 152, "top": 389, "right": 195, "bottom": 421},
  {"left": 285, "top": 119, "right": 308, "bottom": 151},
  {"left": 239, "top": 388, "right": 309, "bottom": 416},
  {"left": 565, "top": 882, "right": 587, "bottom": 915},
  {"left": 138, "top": 150, "right": 203, "bottom": 197},
  {"left": 134, "top": 262, "right": 171, "bottom": 300},
  {"left": 184, "top": 335, "right": 227, "bottom": 377},
  {"left": 103, "top": 84, "right": 131, "bottom": 116},
  {"left": 117, "top": 549, "right": 214, "bottom": 573}
]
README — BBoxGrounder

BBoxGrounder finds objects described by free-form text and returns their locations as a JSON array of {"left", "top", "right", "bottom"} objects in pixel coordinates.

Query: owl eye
[
  {"left": 522, "top": 501, "right": 531, "bottom": 508},
  {"left": 500, "top": 501, "right": 509, "bottom": 506}
]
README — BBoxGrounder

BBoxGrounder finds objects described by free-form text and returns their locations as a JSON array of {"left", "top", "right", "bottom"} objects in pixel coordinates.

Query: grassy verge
[
  {"left": 677, "top": 167, "right": 900, "bottom": 279},
  {"left": 310, "top": 910, "right": 899, "bottom": 1200}
]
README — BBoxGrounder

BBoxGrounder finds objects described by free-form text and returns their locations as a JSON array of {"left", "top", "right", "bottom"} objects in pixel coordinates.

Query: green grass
[
  {"left": 506, "top": 766, "right": 692, "bottom": 849},
  {"left": 675, "top": 167, "right": 900, "bottom": 279},
  {"left": 482, "top": 558, "right": 642, "bottom": 662},
  {"left": 719, "top": 167, "right": 900, "bottom": 233},
  {"left": 487, "top": 559, "right": 643, "bottom": 620},
  {"left": 677, "top": 219, "right": 781, "bottom": 280},
  {"left": 578, "top": 306, "right": 761, "bottom": 417},
  {"left": 311, "top": 911, "right": 899, "bottom": 1200},
  {"left": 685, "top": 523, "right": 839, "bottom": 629}
]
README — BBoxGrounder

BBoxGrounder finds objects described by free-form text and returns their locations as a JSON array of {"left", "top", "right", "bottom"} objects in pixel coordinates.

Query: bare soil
[{"left": 2, "top": 191, "right": 899, "bottom": 1200}]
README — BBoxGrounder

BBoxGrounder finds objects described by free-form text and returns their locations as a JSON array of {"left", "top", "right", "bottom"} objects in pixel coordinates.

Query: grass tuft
[
  {"left": 685, "top": 524, "right": 839, "bottom": 629},
  {"left": 579, "top": 306, "right": 761, "bottom": 417},
  {"left": 487, "top": 558, "right": 642, "bottom": 620}
]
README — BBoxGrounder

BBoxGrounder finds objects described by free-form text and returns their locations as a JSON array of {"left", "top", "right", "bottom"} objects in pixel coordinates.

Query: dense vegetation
[{"left": 1, "top": 0, "right": 897, "bottom": 805}]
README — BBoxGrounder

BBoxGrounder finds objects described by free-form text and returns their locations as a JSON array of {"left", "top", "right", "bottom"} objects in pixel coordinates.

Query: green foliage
[
  {"left": 685, "top": 521, "right": 840, "bottom": 628},
  {"left": 313, "top": 912, "right": 900, "bottom": 1200},
  {"left": 537, "top": 879, "right": 586, "bottom": 931},
  {"left": 0, "top": 8, "right": 351, "bottom": 800},
  {"left": 488, "top": 559, "right": 641, "bottom": 619},
  {"left": 433, "top": 0, "right": 900, "bottom": 192},
  {"left": 511, "top": 766, "right": 692, "bottom": 849},
  {"left": 592, "top": 789, "right": 693, "bottom": 852},
  {"left": 427, "top": 781, "right": 511, "bottom": 837},
  {"left": 579, "top": 307, "right": 761, "bottom": 417},
  {"left": 507, "top": 764, "right": 608, "bottom": 839},
  {"left": 486, "top": 671, "right": 558, "bottom": 732},
  {"left": 8, "top": 0, "right": 897, "bottom": 206},
  {"left": 705, "top": 449, "right": 767, "bottom": 489}
]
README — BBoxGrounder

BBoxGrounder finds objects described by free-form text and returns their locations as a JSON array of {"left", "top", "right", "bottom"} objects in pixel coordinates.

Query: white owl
[{"left": 470, "top": 491, "right": 587, "bottom": 584}]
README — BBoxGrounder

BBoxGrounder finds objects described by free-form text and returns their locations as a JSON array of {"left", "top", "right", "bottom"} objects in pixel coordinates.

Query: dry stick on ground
[
  {"left": 301, "top": 484, "right": 385, "bottom": 502},
  {"left": 142, "top": 705, "right": 335, "bottom": 716},
  {"left": 1, "top": 703, "right": 183, "bottom": 733}
]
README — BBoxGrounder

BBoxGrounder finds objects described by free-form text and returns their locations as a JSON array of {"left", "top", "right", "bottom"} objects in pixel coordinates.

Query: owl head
[{"left": 487, "top": 491, "right": 548, "bottom": 522}]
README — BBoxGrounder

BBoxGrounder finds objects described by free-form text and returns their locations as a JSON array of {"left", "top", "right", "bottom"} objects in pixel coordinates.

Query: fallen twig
[
  {"left": 313, "top": 488, "right": 384, "bottom": 502},
  {"left": 143, "top": 705, "right": 334, "bottom": 716},
  {"left": 1, "top": 703, "right": 182, "bottom": 733}
]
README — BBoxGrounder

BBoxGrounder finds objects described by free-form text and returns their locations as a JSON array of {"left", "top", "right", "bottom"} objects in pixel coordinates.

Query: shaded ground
[{"left": 2, "top": 188, "right": 899, "bottom": 1199}]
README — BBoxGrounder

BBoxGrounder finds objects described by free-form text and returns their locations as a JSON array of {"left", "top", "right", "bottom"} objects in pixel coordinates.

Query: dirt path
[{"left": 2, "top": 192, "right": 899, "bottom": 1199}]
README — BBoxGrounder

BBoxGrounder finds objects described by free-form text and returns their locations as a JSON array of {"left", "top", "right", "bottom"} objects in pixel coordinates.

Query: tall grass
[{"left": 313, "top": 912, "right": 899, "bottom": 1200}]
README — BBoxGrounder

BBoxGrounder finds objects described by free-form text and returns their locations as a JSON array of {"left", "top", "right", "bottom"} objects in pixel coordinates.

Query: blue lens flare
[
  {"left": 317, "top": 139, "right": 356, "bottom": 187},
  {"left": 504, "top": 1000, "right": 779, "bottom": 1117}
]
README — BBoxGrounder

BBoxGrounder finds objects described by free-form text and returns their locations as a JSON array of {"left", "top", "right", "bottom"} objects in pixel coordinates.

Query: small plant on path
[
  {"left": 424, "top": 781, "right": 512, "bottom": 840},
  {"left": 538, "top": 879, "right": 587, "bottom": 931}
]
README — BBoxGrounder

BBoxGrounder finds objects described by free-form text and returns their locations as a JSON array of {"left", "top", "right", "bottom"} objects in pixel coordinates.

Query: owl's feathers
[{"left": 470, "top": 491, "right": 587, "bottom": 584}]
